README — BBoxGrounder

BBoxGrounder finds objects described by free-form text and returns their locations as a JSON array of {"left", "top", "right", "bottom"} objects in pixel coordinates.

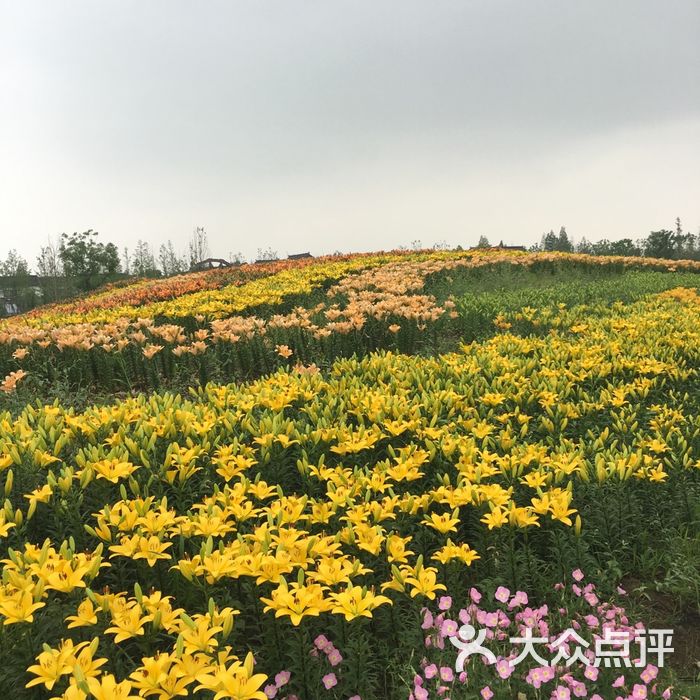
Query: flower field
[{"left": 0, "top": 251, "right": 699, "bottom": 698}]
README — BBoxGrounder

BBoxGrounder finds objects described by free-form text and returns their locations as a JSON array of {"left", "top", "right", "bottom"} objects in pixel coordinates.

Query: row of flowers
[
  {"left": 3, "top": 250, "right": 460, "bottom": 329},
  {"left": 0, "top": 288, "right": 698, "bottom": 696},
  {"left": 3, "top": 251, "right": 700, "bottom": 394}
]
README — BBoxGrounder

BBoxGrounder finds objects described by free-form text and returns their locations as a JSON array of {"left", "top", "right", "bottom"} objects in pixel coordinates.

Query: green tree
[
  {"left": 541, "top": 230, "right": 558, "bottom": 251},
  {"left": 159, "top": 241, "right": 187, "bottom": 276},
  {"left": 132, "top": 240, "right": 160, "bottom": 277},
  {"left": 188, "top": 227, "right": 210, "bottom": 268},
  {"left": 0, "top": 249, "right": 29, "bottom": 277},
  {"left": 59, "top": 230, "right": 121, "bottom": 290},
  {"left": 36, "top": 238, "right": 63, "bottom": 303},
  {"left": 0, "top": 249, "right": 35, "bottom": 314},
  {"left": 608, "top": 238, "right": 641, "bottom": 257},
  {"left": 556, "top": 226, "right": 574, "bottom": 252},
  {"left": 575, "top": 237, "right": 593, "bottom": 254},
  {"left": 643, "top": 230, "right": 675, "bottom": 259}
]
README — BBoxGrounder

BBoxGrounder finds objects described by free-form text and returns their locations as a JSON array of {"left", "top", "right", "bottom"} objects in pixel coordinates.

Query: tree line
[
  {"left": 1, "top": 219, "right": 698, "bottom": 315},
  {"left": 0, "top": 227, "right": 236, "bottom": 312},
  {"left": 528, "top": 218, "right": 699, "bottom": 260}
]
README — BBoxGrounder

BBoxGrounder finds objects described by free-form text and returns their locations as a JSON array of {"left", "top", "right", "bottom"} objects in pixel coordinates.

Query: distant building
[
  {"left": 287, "top": 252, "right": 313, "bottom": 260},
  {"left": 0, "top": 297, "right": 20, "bottom": 316}
]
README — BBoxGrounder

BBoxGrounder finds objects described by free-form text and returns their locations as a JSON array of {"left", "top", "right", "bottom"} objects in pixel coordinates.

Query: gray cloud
[{"left": 1, "top": 1, "right": 698, "bottom": 263}]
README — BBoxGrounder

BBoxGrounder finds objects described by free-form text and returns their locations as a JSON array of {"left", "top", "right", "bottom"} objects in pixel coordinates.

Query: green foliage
[{"left": 59, "top": 230, "right": 121, "bottom": 290}]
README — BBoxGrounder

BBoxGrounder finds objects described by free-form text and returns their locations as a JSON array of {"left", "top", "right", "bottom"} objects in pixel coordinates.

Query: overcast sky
[{"left": 1, "top": 1, "right": 698, "bottom": 267}]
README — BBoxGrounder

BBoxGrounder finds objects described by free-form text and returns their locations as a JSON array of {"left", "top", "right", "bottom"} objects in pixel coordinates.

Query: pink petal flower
[
  {"left": 328, "top": 649, "right": 343, "bottom": 667},
  {"left": 553, "top": 684, "right": 571, "bottom": 700},
  {"left": 440, "top": 666, "right": 454, "bottom": 682},
  {"left": 441, "top": 619, "right": 458, "bottom": 637},
  {"left": 314, "top": 634, "right": 330, "bottom": 651},
  {"left": 572, "top": 569, "right": 584, "bottom": 581},
  {"left": 640, "top": 664, "right": 658, "bottom": 684},
  {"left": 494, "top": 586, "right": 510, "bottom": 603},
  {"left": 439, "top": 596, "right": 452, "bottom": 611},
  {"left": 495, "top": 658, "right": 513, "bottom": 679},
  {"left": 631, "top": 684, "right": 647, "bottom": 699},
  {"left": 322, "top": 673, "right": 337, "bottom": 690},
  {"left": 275, "top": 671, "right": 291, "bottom": 687},
  {"left": 584, "top": 665, "right": 599, "bottom": 681}
]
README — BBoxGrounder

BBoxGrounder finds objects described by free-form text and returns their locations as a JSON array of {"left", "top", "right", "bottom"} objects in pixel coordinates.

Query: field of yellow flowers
[{"left": 0, "top": 250, "right": 699, "bottom": 698}]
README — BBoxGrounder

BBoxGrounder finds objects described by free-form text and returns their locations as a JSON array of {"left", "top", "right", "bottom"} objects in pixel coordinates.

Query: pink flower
[
  {"left": 631, "top": 684, "right": 647, "bottom": 699},
  {"left": 591, "top": 696, "right": 604, "bottom": 700},
  {"left": 425, "top": 664, "right": 438, "bottom": 679},
  {"left": 661, "top": 688, "right": 672, "bottom": 700},
  {"left": 496, "top": 658, "right": 513, "bottom": 679},
  {"left": 441, "top": 619, "right": 458, "bottom": 637},
  {"left": 552, "top": 685, "right": 571, "bottom": 700},
  {"left": 264, "top": 684, "right": 278, "bottom": 698},
  {"left": 470, "top": 587, "right": 482, "bottom": 603},
  {"left": 494, "top": 586, "right": 510, "bottom": 603},
  {"left": 459, "top": 671, "right": 468, "bottom": 683},
  {"left": 584, "top": 665, "right": 599, "bottom": 681},
  {"left": 421, "top": 610, "right": 434, "bottom": 629},
  {"left": 640, "top": 664, "right": 658, "bottom": 683},
  {"left": 314, "top": 635, "right": 330, "bottom": 651},
  {"left": 322, "top": 673, "right": 337, "bottom": 690},
  {"left": 275, "top": 671, "right": 291, "bottom": 687},
  {"left": 327, "top": 649, "right": 343, "bottom": 667},
  {"left": 349, "top": 696, "right": 361, "bottom": 700},
  {"left": 542, "top": 667, "right": 556, "bottom": 682},
  {"left": 497, "top": 611, "right": 511, "bottom": 628},
  {"left": 584, "top": 614, "right": 599, "bottom": 628},
  {"left": 481, "top": 687, "right": 494, "bottom": 700},
  {"left": 508, "top": 591, "right": 528, "bottom": 608},
  {"left": 414, "top": 687, "right": 429, "bottom": 700},
  {"left": 571, "top": 681, "right": 587, "bottom": 698},
  {"left": 572, "top": 569, "right": 584, "bottom": 581},
  {"left": 612, "top": 675, "right": 625, "bottom": 688},
  {"left": 526, "top": 668, "right": 544, "bottom": 689},
  {"left": 440, "top": 666, "right": 454, "bottom": 682},
  {"left": 439, "top": 596, "right": 452, "bottom": 611}
]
